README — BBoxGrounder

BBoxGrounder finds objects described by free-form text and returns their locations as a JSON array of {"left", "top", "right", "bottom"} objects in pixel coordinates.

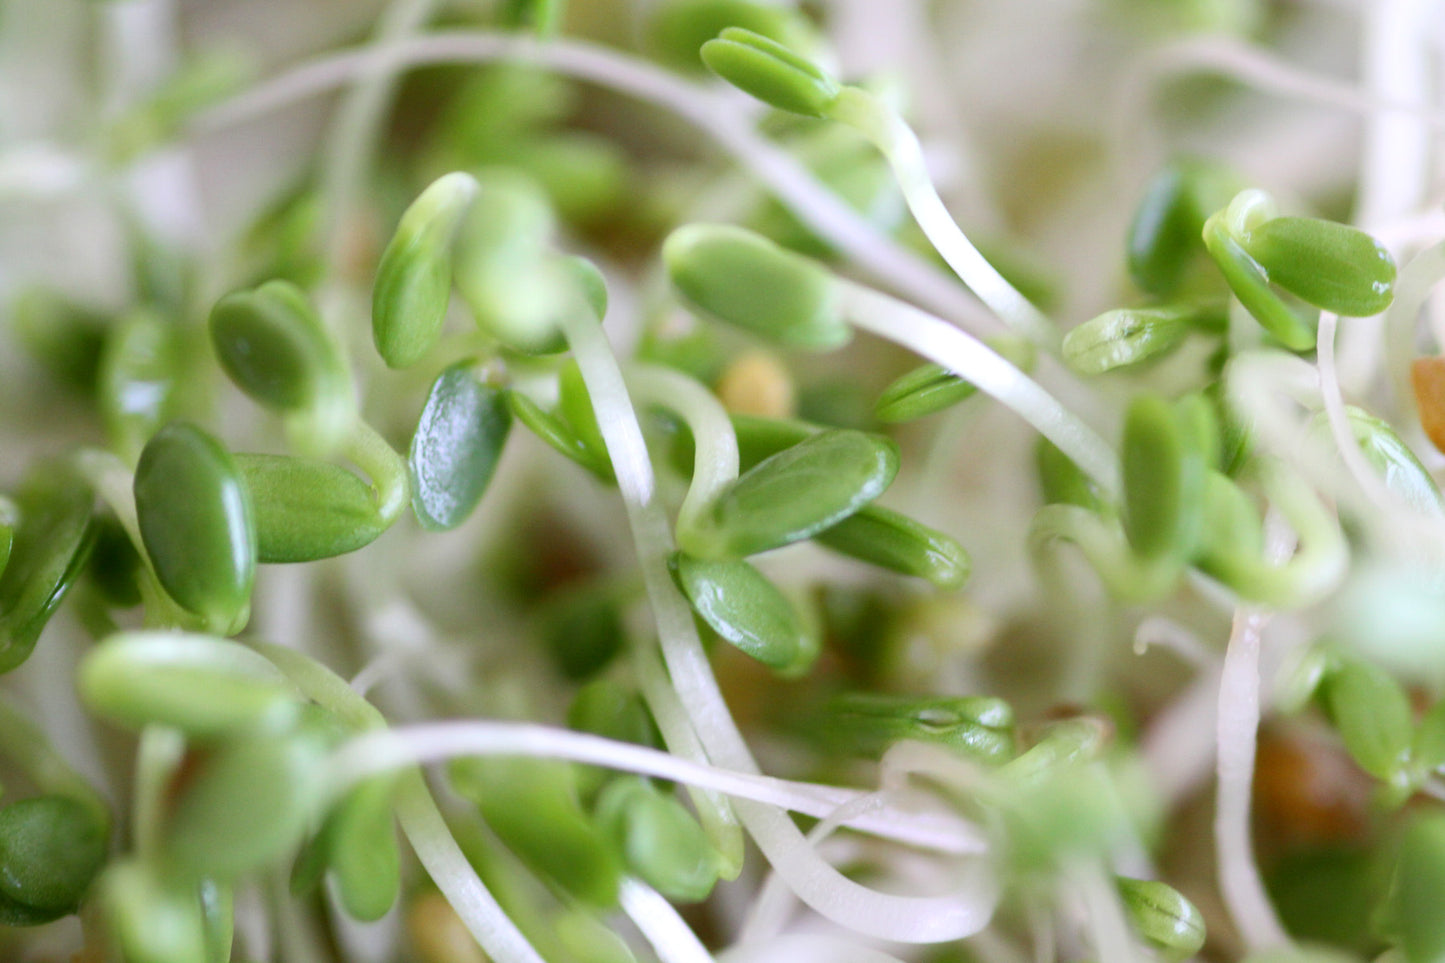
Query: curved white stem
[
  {"left": 194, "top": 31, "right": 990, "bottom": 330},
  {"left": 620, "top": 879, "right": 716, "bottom": 963}
]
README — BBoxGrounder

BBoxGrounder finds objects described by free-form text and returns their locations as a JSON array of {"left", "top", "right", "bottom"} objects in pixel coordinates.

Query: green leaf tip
[
  {"left": 209, "top": 280, "right": 345, "bottom": 412},
  {"left": 135, "top": 421, "right": 256, "bottom": 630},
  {"left": 681, "top": 428, "right": 898, "bottom": 558},
  {"left": 813, "top": 505, "right": 970, "bottom": 589},
  {"left": 410, "top": 364, "right": 512, "bottom": 532},
  {"left": 236, "top": 454, "right": 387, "bottom": 563},
  {"left": 664, "top": 223, "right": 849, "bottom": 351},
  {"left": 1115, "top": 876, "right": 1206, "bottom": 962},
  {"left": 372, "top": 171, "right": 479, "bottom": 369},
  {"left": 669, "top": 552, "right": 809, "bottom": 669},
  {"left": 701, "top": 27, "right": 840, "bottom": 118}
]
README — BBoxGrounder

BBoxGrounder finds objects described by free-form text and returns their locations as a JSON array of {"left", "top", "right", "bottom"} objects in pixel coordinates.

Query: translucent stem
[
  {"left": 1316, "top": 312, "right": 1396, "bottom": 513},
  {"left": 325, "top": 721, "right": 987, "bottom": 855},
  {"left": 194, "top": 31, "right": 989, "bottom": 329},
  {"left": 626, "top": 362, "right": 740, "bottom": 552},
  {"left": 839, "top": 280, "right": 1119, "bottom": 496},
  {"left": 827, "top": 87, "right": 1058, "bottom": 350},
  {"left": 561, "top": 308, "right": 1001, "bottom": 943},
  {"left": 1028, "top": 505, "right": 1181, "bottom": 604},
  {"left": 1213, "top": 519, "right": 1292, "bottom": 952},
  {"left": 345, "top": 419, "right": 410, "bottom": 528},
  {"left": 1385, "top": 239, "right": 1445, "bottom": 425}
]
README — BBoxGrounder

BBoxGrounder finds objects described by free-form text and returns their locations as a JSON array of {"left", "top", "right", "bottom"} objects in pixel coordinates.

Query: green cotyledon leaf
[
  {"left": 0, "top": 795, "right": 108, "bottom": 920},
  {"left": 134, "top": 422, "right": 256, "bottom": 628},
  {"left": 680, "top": 428, "right": 898, "bottom": 559},
  {"left": 0, "top": 462, "right": 95, "bottom": 673},
  {"left": 1242, "top": 216, "right": 1396, "bottom": 317},
  {"left": 700, "top": 27, "right": 840, "bottom": 118},
  {"left": 209, "top": 280, "right": 346, "bottom": 412},
  {"left": 664, "top": 224, "right": 850, "bottom": 351},
  {"left": 372, "top": 172, "right": 479, "bottom": 369},
  {"left": 1116, "top": 876, "right": 1206, "bottom": 963},
  {"left": 409, "top": 363, "right": 512, "bottom": 532},
  {"left": 78, "top": 631, "right": 302, "bottom": 737},
  {"left": 669, "top": 552, "right": 809, "bottom": 669},
  {"left": 812, "top": 504, "right": 970, "bottom": 589},
  {"left": 235, "top": 454, "right": 387, "bottom": 563}
]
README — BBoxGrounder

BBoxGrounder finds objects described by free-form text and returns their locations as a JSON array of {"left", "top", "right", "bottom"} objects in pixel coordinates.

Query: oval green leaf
[
  {"left": 134, "top": 422, "right": 256, "bottom": 627},
  {"left": 594, "top": 778, "right": 721, "bottom": 903},
  {"left": 1320, "top": 657, "right": 1413, "bottom": 782},
  {"left": 410, "top": 364, "right": 512, "bottom": 531},
  {"left": 1116, "top": 876, "right": 1206, "bottom": 962},
  {"left": 812, "top": 504, "right": 970, "bottom": 589},
  {"left": 0, "top": 463, "right": 95, "bottom": 673},
  {"left": 98, "top": 310, "right": 185, "bottom": 463},
  {"left": 372, "top": 172, "right": 479, "bottom": 369},
  {"left": 79, "top": 631, "right": 301, "bottom": 737},
  {"left": 683, "top": 428, "right": 898, "bottom": 558},
  {"left": 324, "top": 776, "right": 400, "bottom": 922},
  {"left": 1244, "top": 216, "right": 1396, "bottom": 317},
  {"left": 1062, "top": 306, "right": 1196, "bottom": 375},
  {"left": 647, "top": 0, "right": 810, "bottom": 73},
  {"left": 664, "top": 224, "right": 850, "bottom": 351},
  {"left": 235, "top": 454, "right": 387, "bottom": 563},
  {"left": 700, "top": 27, "right": 840, "bottom": 118},
  {"left": 1396, "top": 812, "right": 1445, "bottom": 963},
  {"left": 822, "top": 693, "right": 1016, "bottom": 764},
  {"left": 1121, "top": 394, "right": 1205, "bottom": 563},
  {"left": 505, "top": 389, "right": 613, "bottom": 480},
  {"left": 209, "top": 280, "right": 345, "bottom": 412},
  {"left": 669, "top": 552, "right": 807, "bottom": 668},
  {"left": 1204, "top": 217, "right": 1317, "bottom": 351},
  {"left": 0, "top": 795, "right": 107, "bottom": 916}
]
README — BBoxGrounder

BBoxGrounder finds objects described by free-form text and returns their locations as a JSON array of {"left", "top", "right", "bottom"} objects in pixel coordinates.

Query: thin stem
[
  {"left": 327, "top": 721, "right": 986, "bottom": 855},
  {"left": 193, "top": 31, "right": 991, "bottom": 330},
  {"left": 1029, "top": 505, "right": 1181, "bottom": 604},
  {"left": 1385, "top": 239, "right": 1445, "bottom": 426},
  {"left": 345, "top": 419, "right": 410, "bottom": 528},
  {"left": 560, "top": 307, "right": 1002, "bottom": 943},
  {"left": 828, "top": 87, "right": 1058, "bottom": 351},
  {"left": 626, "top": 362, "right": 740, "bottom": 551},
  {"left": 1213, "top": 515, "right": 1292, "bottom": 953},
  {"left": 619, "top": 878, "right": 716, "bottom": 963},
  {"left": 246, "top": 641, "right": 548, "bottom": 963},
  {"left": 1316, "top": 312, "right": 1397, "bottom": 513},
  {"left": 839, "top": 280, "right": 1119, "bottom": 497}
]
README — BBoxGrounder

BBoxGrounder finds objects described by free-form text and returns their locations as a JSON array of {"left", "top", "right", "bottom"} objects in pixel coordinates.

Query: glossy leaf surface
[
  {"left": 670, "top": 553, "right": 807, "bottom": 669},
  {"left": 700, "top": 27, "right": 839, "bottom": 118},
  {"left": 812, "top": 504, "right": 970, "bottom": 589},
  {"left": 410, "top": 364, "right": 512, "bottom": 531},
  {"left": 236, "top": 454, "right": 386, "bottom": 563}
]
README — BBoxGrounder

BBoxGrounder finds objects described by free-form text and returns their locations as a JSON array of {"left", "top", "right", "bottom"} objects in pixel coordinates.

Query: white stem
[
  {"left": 561, "top": 308, "right": 1000, "bottom": 943},
  {"left": 1316, "top": 312, "right": 1398, "bottom": 512},
  {"left": 1385, "top": 239, "right": 1445, "bottom": 427},
  {"left": 193, "top": 31, "right": 991, "bottom": 330},
  {"left": 1213, "top": 519, "right": 1292, "bottom": 952},
  {"left": 626, "top": 363, "right": 739, "bottom": 540},
  {"left": 326, "top": 721, "right": 987, "bottom": 855},
  {"left": 619, "top": 879, "right": 716, "bottom": 963},
  {"left": 828, "top": 88, "right": 1057, "bottom": 350},
  {"left": 840, "top": 280, "right": 1119, "bottom": 497}
]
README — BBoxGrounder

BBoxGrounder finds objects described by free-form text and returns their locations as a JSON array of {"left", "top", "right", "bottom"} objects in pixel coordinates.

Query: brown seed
[
  {"left": 1411, "top": 356, "right": 1445, "bottom": 454},
  {"left": 408, "top": 890, "right": 490, "bottom": 963},
  {"left": 715, "top": 350, "right": 795, "bottom": 418}
]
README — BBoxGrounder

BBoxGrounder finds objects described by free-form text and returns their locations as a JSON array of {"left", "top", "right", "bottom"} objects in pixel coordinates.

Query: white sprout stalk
[
  {"left": 827, "top": 87, "right": 1058, "bottom": 350},
  {"left": 620, "top": 879, "right": 717, "bottom": 963},
  {"left": 838, "top": 279, "right": 1119, "bottom": 497},
  {"left": 1063, "top": 860, "right": 1138, "bottom": 963},
  {"left": 247, "top": 641, "right": 548, "bottom": 963},
  {"left": 1316, "top": 311, "right": 1397, "bottom": 514},
  {"left": 561, "top": 308, "right": 1001, "bottom": 944},
  {"left": 326, "top": 722, "right": 987, "bottom": 855},
  {"left": 1213, "top": 522, "right": 1291, "bottom": 953},
  {"left": 626, "top": 363, "right": 740, "bottom": 542},
  {"left": 193, "top": 31, "right": 992, "bottom": 330}
]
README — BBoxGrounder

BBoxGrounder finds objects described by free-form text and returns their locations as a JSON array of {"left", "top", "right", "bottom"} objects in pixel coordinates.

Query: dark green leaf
[
  {"left": 669, "top": 553, "right": 808, "bottom": 669},
  {"left": 209, "top": 280, "right": 345, "bottom": 412},
  {"left": 684, "top": 428, "right": 898, "bottom": 558},
  {"left": 1121, "top": 395, "right": 1205, "bottom": 563},
  {"left": 135, "top": 422, "right": 256, "bottom": 627},
  {"left": 410, "top": 364, "right": 512, "bottom": 531},
  {"left": 812, "top": 505, "right": 970, "bottom": 589},
  {"left": 0, "top": 462, "right": 95, "bottom": 672},
  {"left": 323, "top": 776, "right": 400, "bottom": 922},
  {"left": 0, "top": 795, "right": 107, "bottom": 916},
  {"left": 1126, "top": 158, "right": 1239, "bottom": 296}
]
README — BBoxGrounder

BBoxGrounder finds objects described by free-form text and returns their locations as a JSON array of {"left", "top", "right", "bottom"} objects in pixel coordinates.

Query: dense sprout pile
[{"left": 2, "top": 1, "right": 1445, "bottom": 961}]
